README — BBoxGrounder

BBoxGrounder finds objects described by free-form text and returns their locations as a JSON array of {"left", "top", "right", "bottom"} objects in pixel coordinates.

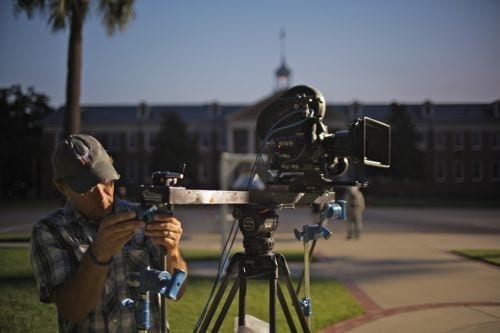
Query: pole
[
  {"left": 303, "top": 238, "right": 312, "bottom": 330},
  {"left": 160, "top": 247, "right": 168, "bottom": 333}
]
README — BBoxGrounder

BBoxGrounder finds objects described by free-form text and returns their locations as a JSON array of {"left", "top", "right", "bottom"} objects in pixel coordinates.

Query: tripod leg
[
  {"left": 277, "top": 282, "right": 298, "bottom": 332},
  {"left": 276, "top": 254, "right": 311, "bottom": 333},
  {"left": 270, "top": 278, "right": 277, "bottom": 333},
  {"left": 197, "top": 253, "right": 242, "bottom": 332},
  {"left": 212, "top": 276, "right": 241, "bottom": 331},
  {"left": 238, "top": 275, "right": 247, "bottom": 327}
]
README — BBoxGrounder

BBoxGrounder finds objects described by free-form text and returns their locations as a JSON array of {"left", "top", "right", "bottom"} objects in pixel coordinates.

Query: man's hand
[
  {"left": 144, "top": 214, "right": 183, "bottom": 252},
  {"left": 92, "top": 211, "right": 145, "bottom": 262},
  {"left": 52, "top": 211, "right": 144, "bottom": 322},
  {"left": 145, "top": 214, "right": 187, "bottom": 286}
]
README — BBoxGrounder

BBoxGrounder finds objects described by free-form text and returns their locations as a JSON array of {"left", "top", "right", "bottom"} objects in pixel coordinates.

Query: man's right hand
[{"left": 91, "top": 211, "right": 145, "bottom": 263}]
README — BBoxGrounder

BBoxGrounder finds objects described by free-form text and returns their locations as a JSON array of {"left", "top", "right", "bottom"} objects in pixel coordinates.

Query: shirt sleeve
[{"left": 30, "top": 221, "right": 78, "bottom": 303}]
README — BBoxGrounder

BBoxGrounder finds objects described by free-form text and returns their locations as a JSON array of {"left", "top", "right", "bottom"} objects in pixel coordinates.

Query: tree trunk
[{"left": 63, "top": 3, "right": 87, "bottom": 138}]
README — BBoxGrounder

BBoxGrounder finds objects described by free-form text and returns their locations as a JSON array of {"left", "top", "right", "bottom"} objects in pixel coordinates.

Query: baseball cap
[{"left": 52, "top": 134, "right": 120, "bottom": 193}]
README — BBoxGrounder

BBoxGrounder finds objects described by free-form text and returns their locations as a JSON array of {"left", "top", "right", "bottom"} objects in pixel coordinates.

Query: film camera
[{"left": 256, "top": 85, "right": 390, "bottom": 191}]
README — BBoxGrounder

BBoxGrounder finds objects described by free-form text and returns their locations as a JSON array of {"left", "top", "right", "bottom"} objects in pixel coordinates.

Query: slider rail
[{"left": 138, "top": 186, "right": 336, "bottom": 207}]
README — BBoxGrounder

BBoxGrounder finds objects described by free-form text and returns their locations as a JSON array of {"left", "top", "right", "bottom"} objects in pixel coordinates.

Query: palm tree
[{"left": 14, "top": 0, "right": 136, "bottom": 137}]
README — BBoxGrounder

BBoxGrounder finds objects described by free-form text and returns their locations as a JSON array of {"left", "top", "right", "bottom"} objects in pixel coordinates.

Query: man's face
[{"left": 61, "top": 180, "right": 115, "bottom": 221}]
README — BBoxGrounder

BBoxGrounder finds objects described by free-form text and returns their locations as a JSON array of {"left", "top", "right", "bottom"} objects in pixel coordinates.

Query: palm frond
[
  {"left": 14, "top": 0, "right": 47, "bottom": 19},
  {"left": 47, "top": 0, "right": 68, "bottom": 30},
  {"left": 98, "top": 0, "right": 135, "bottom": 35}
]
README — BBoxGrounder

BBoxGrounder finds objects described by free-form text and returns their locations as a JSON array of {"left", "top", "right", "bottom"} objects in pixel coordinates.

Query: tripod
[
  {"left": 196, "top": 206, "right": 311, "bottom": 333},
  {"left": 197, "top": 251, "right": 310, "bottom": 332}
]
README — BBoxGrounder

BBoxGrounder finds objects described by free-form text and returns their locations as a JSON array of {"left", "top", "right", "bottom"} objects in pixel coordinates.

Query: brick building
[{"left": 39, "top": 96, "right": 500, "bottom": 200}]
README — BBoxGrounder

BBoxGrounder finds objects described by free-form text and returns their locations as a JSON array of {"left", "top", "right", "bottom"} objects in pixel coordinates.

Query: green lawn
[
  {"left": 0, "top": 247, "right": 58, "bottom": 332},
  {"left": 0, "top": 247, "right": 362, "bottom": 332},
  {"left": 454, "top": 249, "right": 500, "bottom": 266},
  {"left": 0, "top": 232, "right": 31, "bottom": 242},
  {"left": 365, "top": 195, "right": 500, "bottom": 207}
]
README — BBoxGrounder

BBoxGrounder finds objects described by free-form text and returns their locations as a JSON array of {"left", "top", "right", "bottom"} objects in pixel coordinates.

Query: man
[
  {"left": 30, "top": 134, "right": 187, "bottom": 332},
  {"left": 346, "top": 185, "right": 366, "bottom": 239}
]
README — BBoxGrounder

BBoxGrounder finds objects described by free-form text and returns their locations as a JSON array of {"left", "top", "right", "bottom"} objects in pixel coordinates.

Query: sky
[{"left": 0, "top": 0, "right": 499, "bottom": 107}]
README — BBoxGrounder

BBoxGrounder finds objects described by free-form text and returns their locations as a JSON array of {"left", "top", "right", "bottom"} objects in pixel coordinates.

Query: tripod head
[{"left": 232, "top": 205, "right": 280, "bottom": 256}]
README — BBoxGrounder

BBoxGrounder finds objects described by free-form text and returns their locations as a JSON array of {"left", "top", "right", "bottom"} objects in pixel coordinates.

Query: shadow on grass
[{"left": 0, "top": 274, "right": 36, "bottom": 285}]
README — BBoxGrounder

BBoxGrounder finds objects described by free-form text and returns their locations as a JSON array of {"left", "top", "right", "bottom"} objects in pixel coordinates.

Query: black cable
[{"left": 193, "top": 217, "right": 239, "bottom": 332}]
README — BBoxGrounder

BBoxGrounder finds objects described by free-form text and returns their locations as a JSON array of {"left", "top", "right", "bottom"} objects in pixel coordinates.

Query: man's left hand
[{"left": 144, "top": 214, "right": 183, "bottom": 251}]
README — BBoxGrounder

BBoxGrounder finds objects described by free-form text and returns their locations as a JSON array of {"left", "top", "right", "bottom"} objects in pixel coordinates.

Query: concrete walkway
[
  {"left": 185, "top": 231, "right": 500, "bottom": 332},
  {"left": 314, "top": 232, "right": 500, "bottom": 332}
]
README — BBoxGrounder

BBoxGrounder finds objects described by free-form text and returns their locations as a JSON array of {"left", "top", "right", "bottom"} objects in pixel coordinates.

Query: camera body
[{"left": 256, "top": 85, "right": 390, "bottom": 190}]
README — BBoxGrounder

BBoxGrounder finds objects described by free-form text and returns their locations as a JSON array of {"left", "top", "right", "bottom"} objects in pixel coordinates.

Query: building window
[
  {"left": 453, "top": 131, "right": 464, "bottom": 151},
  {"left": 434, "top": 131, "right": 445, "bottom": 150},
  {"left": 416, "top": 130, "right": 426, "bottom": 150},
  {"left": 492, "top": 161, "right": 500, "bottom": 181},
  {"left": 234, "top": 129, "right": 248, "bottom": 153},
  {"left": 453, "top": 160, "right": 464, "bottom": 182},
  {"left": 141, "top": 159, "right": 150, "bottom": 184},
  {"left": 144, "top": 132, "right": 156, "bottom": 152},
  {"left": 434, "top": 161, "right": 446, "bottom": 183},
  {"left": 199, "top": 132, "right": 211, "bottom": 151},
  {"left": 127, "top": 132, "right": 138, "bottom": 152},
  {"left": 471, "top": 131, "right": 482, "bottom": 151},
  {"left": 490, "top": 132, "right": 500, "bottom": 150},
  {"left": 198, "top": 162, "right": 209, "bottom": 181},
  {"left": 219, "top": 131, "right": 227, "bottom": 150},
  {"left": 471, "top": 161, "right": 483, "bottom": 182},
  {"left": 109, "top": 133, "right": 120, "bottom": 152},
  {"left": 126, "top": 161, "right": 138, "bottom": 182}
]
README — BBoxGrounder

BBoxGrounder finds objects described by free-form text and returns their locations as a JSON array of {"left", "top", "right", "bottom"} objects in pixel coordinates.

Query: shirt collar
[
  {"left": 61, "top": 197, "right": 123, "bottom": 226},
  {"left": 61, "top": 200, "right": 95, "bottom": 227}
]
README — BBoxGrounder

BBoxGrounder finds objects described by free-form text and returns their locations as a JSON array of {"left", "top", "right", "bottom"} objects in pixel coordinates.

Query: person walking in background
[
  {"left": 231, "top": 162, "right": 265, "bottom": 190},
  {"left": 118, "top": 185, "right": 128, "bottom": 200},
  {"left": 346, "top": 185, "right": 366, "bottom": 239}
]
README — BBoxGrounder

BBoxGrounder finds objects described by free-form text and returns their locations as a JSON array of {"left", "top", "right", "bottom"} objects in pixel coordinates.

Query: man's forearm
[
  {"left": 51, "top": 250, "right": 109, "bottom": 323},
  {"left": 167, "top": 247, "right": 187, "bottom": 273},
  {"left": 167, "top": 247, "right": 188, "bottom": 299}
]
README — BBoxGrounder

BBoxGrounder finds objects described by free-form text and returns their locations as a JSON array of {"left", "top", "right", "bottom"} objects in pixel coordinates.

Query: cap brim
[{"left": 64, "top": 161, "right": 120, "bottom": 194}]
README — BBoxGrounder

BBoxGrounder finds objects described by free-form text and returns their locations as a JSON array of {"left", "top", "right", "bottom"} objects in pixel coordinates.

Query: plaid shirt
[{"left": 30, "top": 199, "right": 163, "bottom": 332}]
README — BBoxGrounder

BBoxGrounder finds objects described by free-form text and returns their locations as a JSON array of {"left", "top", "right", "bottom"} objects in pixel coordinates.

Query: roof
[
  {"left": 40, "top": 99, "right": 500, "bottom": 127},
  {"left": 41, "top": 104, "right": 246, "bottom": 125},
  {"left": 331, "top": 102, "right": 500, "bottom": 124},
  {"left": 227, "top": 90, "right": 285, "bottom": 122}
]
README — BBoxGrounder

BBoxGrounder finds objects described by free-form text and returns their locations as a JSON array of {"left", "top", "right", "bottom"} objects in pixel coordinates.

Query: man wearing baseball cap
[{"left": 30, "top": 134, "right": 187, "bottom": 332}]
